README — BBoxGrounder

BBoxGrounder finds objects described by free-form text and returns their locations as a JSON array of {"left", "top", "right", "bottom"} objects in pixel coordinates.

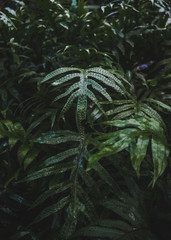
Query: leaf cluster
[{"left": 0, "top": 1, "right": 171, "bottom": 240}]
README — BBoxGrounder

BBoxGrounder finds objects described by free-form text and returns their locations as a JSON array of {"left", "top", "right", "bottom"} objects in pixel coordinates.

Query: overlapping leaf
[{"left": 87, "top": 116, "right": 169, "bottom": 185}]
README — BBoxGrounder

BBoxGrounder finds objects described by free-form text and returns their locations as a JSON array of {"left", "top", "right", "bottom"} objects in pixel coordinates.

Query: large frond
[{"left": 41, "top": 67, "right": 130, "bottom": 132}]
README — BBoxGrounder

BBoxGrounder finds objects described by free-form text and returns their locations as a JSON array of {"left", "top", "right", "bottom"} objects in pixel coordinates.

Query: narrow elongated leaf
[
  {"left": 88, "top": 79, "right": 112, "bottom": 101},
  {"left": 86, "top": 89, "right": 105, "bottom": 114},
  {"left": 52, "top": 73, "right": 80, "bottom": 86},
  {"left": 74, "top": 226, "right": 123, "bottom": 238},
  {"left": 106, "top": 103, "right": 134, "bottom": 116},
  {"left": 41, "top": 148, "right": 78, "bottom": 167},
  {"left": 101, "top": 99, "right": 133, "bottom": 105},
  {"left": 41, "top": 67, "right": 80, "bottom": 83},
  {"left": 26, "top": 112, "right": 51, "bottom": 134},
  {"left": 78, "top": 168, "right": 101, "bottom": 198},
  {"left": 34, "top": 134, "right": 79, "bottom": 145},
  {"left": 151, "top": 137, "right": 168, "bottom": 186},
  {"left": 140, "top": 103, "right": 166, "bottom": 128},
  {"left": 53, "top": 82, "right": 79, "bottom": 102},
  {"left": 101, "top": 198, "right": 139, "bottom": 224},
  {"left": 19, "top": 162, "right": 74, "bottom": 182},
  {"left": 130, "top": 135, "right": 149, "bottom": 176},
  {"left": 94, "top": 219, "right": 132, "bottom": 231},
  {"left": 30, "top": 182, "right": 71, "bottom": 209},
  {"left": 89, "top": 67, "right": 125, "bottom": 86},
  {"left": 112, "top": 109, "right": 134, "bottom": 119},
  {"left": 102, "top": 118, "right": 140, "bottom": 128},
  {"left": 93, "top": 163, "right": 121, "bottom": 195},
  {"left": 145, "top": 98, "right": 171, "bottom": 112},
  {"left": 87, "top": 137, "right": 132, "bottom": 171},
  {"left": 32, "top": 196, "right": 70, "bottom": 224},
  {"left": 59, "top": 90, "right": 80, "bottom": 118},
  {"left": 17, "top": 144, "right": 30, "bottom": 165},
  {"left": 24, "top": 148, "right": 39, "bottom": 169},
  {"left": 88, "top": 72, "right": 125, "bottom": 94}
]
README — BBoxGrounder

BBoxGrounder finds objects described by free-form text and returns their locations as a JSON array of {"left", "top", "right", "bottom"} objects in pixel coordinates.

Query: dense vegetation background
[{"left": 0, "top": 0, "right": 171, "bottom": 239}]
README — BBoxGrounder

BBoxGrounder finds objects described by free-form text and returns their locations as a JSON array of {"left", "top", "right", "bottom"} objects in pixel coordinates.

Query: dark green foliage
[{"left": 0, "top": 0, "right": 171, "bottom": 240}]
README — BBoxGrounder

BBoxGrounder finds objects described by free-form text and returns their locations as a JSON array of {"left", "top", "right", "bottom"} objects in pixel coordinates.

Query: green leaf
[
  {"left": 34, "top": 131, "right": 80, "bottom": 145},
  {"left": 94, "top": 219, "right": 132, "bottom": 231},
  {"left": 30, "top": 182, "right": 71, "bottom": 209},
  {"left": 41, "top": 68, "right": 80, "bottom": 83},
  {"left": 59, "top": 90, "right": 80, "bottom": 118},
  {"left": 151, "top": 137, "right": 169, "bottom": 186},
  {"left": 74, "top": 226, "right": 123, "bottom": 238},
  {"left": 140, "top": 103, "right": 166, "bottom": 128},
  {"left": 130, "top": 135, "right": 149, "bottom": 177},
  {"left": 86, "top": 88, "right": 105, "bottom": 114},
  {"left": 17, "top": 144, "right": 30, "bottom": 165},
  {"left": 32, "top": 196, "right": 70, "bottom": 224},
  {"left": 41, "top": 148, "right": 79, "bottom": 167},
  {"left": 53, "top": 82, "right": 79, "bottom": 102},
  {"left": 87, "top": 79, "right": 112, "bottom": 101},
  {"left": 106, "top": 103, "right": 134, "bottom": 116},
  {"left": 24, "top": 148, "right": 39, "bottom": 169},
  {"left": 88, "top": 71, "right": 125, "bottom": 95},
  {"left": 87, "top": 136, "right": 132, "bottom": 171},
  {"left": 93, "top": 162, "right": 121, "bottom": 195},
  {"left": 52, "top": 73, "right": 81, "bottom": 86},
  {"left": 19, "top": 162, "right": 74, "bottom": 182},
  {"left": 145, "top": 98, "right": 171, "bottom": 112}
]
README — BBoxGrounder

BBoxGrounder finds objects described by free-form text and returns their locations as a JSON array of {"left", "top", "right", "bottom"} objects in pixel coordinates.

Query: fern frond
[
  {"left": 52, "top": 73, "right": 81, "bottom": 86},
  {"left": 53, "top": 82, "right": 79, "bottom": 102},
  {"left": 86, "top": 88, "right": 105, "bottom": 114},
  {"left": 59, "top": 90, "right": 80, "bottom": 119},
  {"left": 87, "top": 79, "right": 112, "bottom": 101},
  {"left": 89, "top": 67, "right": 127, "bottom": 86},
  {"left": 76, "top": 94, "right": 87, "bottom": 126},
  {"left": 41, "top": 67, "right": 80, "bottom": 83},
  {"left": 87, "top": 71, "right": 125, "bottom": 95}
]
